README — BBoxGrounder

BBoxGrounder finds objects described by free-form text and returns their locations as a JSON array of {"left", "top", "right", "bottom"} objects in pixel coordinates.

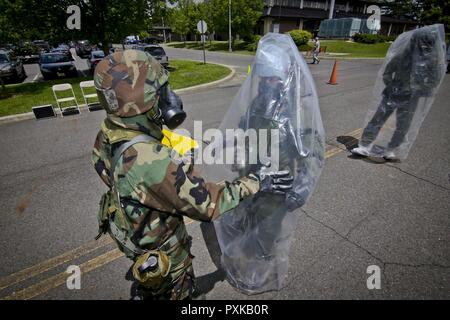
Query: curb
[
  {"left": 301, "top": 52, "right": 385, "bottom": 60},
  {"left": 320, "top": 56, "right": 385, "bottom": 60},
  {"left": 0, "top": 104, "right": 95, "bottom": 125},
  {"left": 165, "top": 45, "right": 385, "bottom": 60},
  {"left": 0, "top": 64, "right": 235, "bottom": 125},
  {"left": 174, "top": 64, "right": 235, "bottom": 94},
  {"left": 0, "top": 112, "right": 35, "bottom": 125},
  {"left": 163, "top": 45, "right": 255, "bottom": 58}
]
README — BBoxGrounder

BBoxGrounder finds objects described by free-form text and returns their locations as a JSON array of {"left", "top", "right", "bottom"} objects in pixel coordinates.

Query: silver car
[
  {"left": 133, "top": 45, "right": 169, "bottom": 68},
  {"left": 0, "top": 50, "right": 26, "bottom": 82}
]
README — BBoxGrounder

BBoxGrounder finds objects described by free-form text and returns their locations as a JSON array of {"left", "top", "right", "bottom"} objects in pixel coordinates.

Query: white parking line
[{"left": 32, "top": 72, "right": 41, "bottom": 82}]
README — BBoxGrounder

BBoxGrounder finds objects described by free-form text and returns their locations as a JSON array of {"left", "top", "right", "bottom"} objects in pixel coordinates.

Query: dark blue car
[{"left": 39, "top": 52, "right": 77, "bottom": 80}]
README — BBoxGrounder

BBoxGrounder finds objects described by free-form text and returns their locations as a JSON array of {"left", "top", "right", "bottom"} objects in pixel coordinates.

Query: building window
[
  {"left": 273, "top": 23, "right": 280, "bottom": 33},
  {"left": 303, "top": 1, "right": 326, "bottom": 10},
  {"left": 335, "top": 4, "right": 347, "bottom": 12}
]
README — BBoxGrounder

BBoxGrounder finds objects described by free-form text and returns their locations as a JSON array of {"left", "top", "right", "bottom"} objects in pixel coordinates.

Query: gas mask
[
  {"left": 413, "top": 31, "right": 435, "bottom": 57},
  {"left": 252, "top": 76, "right": 284, "bottom": 120},
  {"left": 259, "top": 76, "right": 283, "bottom": 97},
  {"left": 151, "top": 83, "right": 186, "bottom": 130}
]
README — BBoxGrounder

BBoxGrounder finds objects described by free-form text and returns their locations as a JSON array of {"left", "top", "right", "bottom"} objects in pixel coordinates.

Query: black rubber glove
[{"left": 254, "top": 167, "right": 294, "bottom": 195}]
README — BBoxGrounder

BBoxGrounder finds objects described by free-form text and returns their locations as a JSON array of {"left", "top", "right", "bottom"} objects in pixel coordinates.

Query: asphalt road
[{"left": 0, "top": 47, "right": 449, "bottom": 300}]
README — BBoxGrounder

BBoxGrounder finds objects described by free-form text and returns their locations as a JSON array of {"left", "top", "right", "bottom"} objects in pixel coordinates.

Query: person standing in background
[{"left": 312, "top": 37, "right": 320, "bottom": 64}]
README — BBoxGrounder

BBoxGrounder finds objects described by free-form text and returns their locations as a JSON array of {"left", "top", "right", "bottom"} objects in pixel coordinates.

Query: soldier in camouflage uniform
[{"left": 92, "top": 50, "right": 293, "bottom": 300}]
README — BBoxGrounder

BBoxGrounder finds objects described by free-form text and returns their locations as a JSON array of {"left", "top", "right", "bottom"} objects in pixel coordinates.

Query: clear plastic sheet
[
  {"left": 357, "top": 24, "right": 447, "bottom": 160},
  {"left": 203, "top": 33, "right": 325, "bottom": 294}
]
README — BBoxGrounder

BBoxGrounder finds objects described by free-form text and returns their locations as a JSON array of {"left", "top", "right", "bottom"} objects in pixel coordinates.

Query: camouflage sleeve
[
  {"left": 92, "top": 131, "right": 111, "bottom": 187},
  {"left": 120, "top": 143, "right": 260, "bottom": 222},
  {"left": 166, "top": 160, "right": 260, "bottom": 221}
]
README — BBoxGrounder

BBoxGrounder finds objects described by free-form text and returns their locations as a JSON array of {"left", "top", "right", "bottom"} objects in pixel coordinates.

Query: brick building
[{"left": 258, "top": 0, "right": 418, "bottom": 37}]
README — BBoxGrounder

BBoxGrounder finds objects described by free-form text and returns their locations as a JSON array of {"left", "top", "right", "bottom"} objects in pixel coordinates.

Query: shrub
[
  {"left": 246, "top": 35, "right": 262, "bottom": 51},
  {"left": 299, "top": 44, "right": 313, "bottom": 52},
  {"left": 287, "top": 29, "right": 312, "bottom": 46},
  {"left": 382, "top": 35, "right": 396, "bottom": 42},
  {"left": 353, "top": 33, "right": 385, "bottom": 44}
]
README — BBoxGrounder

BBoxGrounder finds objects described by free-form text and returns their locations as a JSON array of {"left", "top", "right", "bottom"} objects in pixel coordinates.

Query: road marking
[
  {"left": 32, "top": 72, "right": 40, "bottom": 82},
  {"left": 325, "top": 147, "right": 344, "bottom": 159},
  {"left": 0, "top": 236, "right": 112, "bottom": 291},
  {"left": 0, "top": 128, "right": 363, "bottom": 299},
  {"left": 1, "top": 248, "right": 123, "bottom": 300},
  {"left": 325, "top": 128, "right": 362, "bottom": 159},
  {"left": 346, "top": 127, "right": 363, "bottom": 137}
]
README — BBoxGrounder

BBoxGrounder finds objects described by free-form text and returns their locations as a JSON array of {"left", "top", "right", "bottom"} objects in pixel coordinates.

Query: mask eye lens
[{"left": 263, "top": 77, "right": 282, "bottom": 89}]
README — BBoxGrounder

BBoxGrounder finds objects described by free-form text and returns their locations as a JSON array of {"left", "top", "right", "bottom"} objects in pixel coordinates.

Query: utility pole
[
  {"left": 329, "top": 0, "right": 335, "bottom": 19},
  {"left": 228, "top": 0, "right": 232, "bottom": 52},
  {"left": 162, "top": 17, "right": 167, "bottom": 43}
]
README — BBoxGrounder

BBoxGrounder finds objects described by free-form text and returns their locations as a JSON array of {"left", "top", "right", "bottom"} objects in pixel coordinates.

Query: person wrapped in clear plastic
[
  {"left": 352, "top": 24, "right": 447, "bottom": 161},
  {"left": 203, "top": 33, "right": 325, "bottom": 294}
]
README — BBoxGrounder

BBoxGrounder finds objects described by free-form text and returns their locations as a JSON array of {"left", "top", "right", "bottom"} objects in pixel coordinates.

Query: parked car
[
  {"left": 133, "top": 45, "right": 168, "bottom": 68},
  {"left": 52, "top": 44, "right": 70, "bottom": 52},
  {"left": 109, "top": 46, "right": 123, "bottom": 54},
  {"left": 0, "top": 43, "right": 16, "bottom": 52},
  {"left": 87, "top": 50, "right": 105, "bottom": 72},
  {"left": 142, "top": 36, "right": 163, "bottom": 44},
  {"left": 51, "top": 44, "right": 72, "bottom": 60},
  {"left": 124, "top": 35, "right": 140, "bottom": 45},
  {"left": 15, "top": 42, "right": 40, "bottom": 63},
  {"left": 39, "top": 52, "right": 77, "bottom": 80},
  {"left": 32, "top": 40, "right": 51, "bottom": 53},
  {"left": 76, "top": 40, "right": 92, "bottom": 58},
  {"left": 0, "top": 50, "right": 26, "bottom": 82}
]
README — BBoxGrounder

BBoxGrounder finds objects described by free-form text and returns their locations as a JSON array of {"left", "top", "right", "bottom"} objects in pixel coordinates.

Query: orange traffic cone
[{"left": 327, "top": 60, "right": 339, "bottom": 85}]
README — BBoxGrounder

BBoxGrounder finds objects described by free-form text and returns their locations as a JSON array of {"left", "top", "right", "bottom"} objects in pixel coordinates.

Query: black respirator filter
[{"left": 159, "top": 84, "right": 186, "bottom": 130}]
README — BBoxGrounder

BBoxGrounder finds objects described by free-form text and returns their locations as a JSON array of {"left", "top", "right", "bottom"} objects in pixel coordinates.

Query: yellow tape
[{"left": 161, "top": 129, "right": 199, "bottom": 156}]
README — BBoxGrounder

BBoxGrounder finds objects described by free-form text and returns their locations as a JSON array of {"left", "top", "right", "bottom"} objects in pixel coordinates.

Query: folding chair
[
  {"left": 52, "top": 83, "right": 80, "bottom": 116},
  {"left": 79, "top": 80, "right": 102, "bottom": 111}
]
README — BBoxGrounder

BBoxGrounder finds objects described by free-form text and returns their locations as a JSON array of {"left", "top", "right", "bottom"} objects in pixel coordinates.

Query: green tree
[
  {"left": 0, "top": 0, "right": 153, "bottom": 51},
  {"left": 420, "top": 0, "right": 450, "bottom": 30},
  {"left": 197, "top": 1, "right": 216, "bottom": 43},
  {"left": 385, "top": 0, "right": 423, "bottom": 20},
  {"left": 168, "top": 0, "right": 215, "bottom": 43},
  {"left": 384, "top": 0, "right": 449, "bottom": 32},
  {"left": 81, "top": 0, "right": 150, "bottom": 51},
  {"left": 0, "top": 0, "right": 73, "bottom": 45},
  {"left": 210, "top": 0, "right": 263, "bottom": 47},
  {"left": 0, "top": 0, "right": 20, "bottom": 44},
  {"left": 168, "top": 0, "right": 196, "bottom": 44}
]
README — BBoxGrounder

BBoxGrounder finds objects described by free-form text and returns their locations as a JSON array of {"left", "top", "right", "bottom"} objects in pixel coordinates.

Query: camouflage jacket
[{"left": 92, "top": 114, "right": 260, "bottom": 278}]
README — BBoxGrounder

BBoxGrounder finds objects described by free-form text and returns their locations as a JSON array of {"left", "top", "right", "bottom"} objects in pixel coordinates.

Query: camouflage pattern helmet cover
[{"left": 94, "top": 50, "right": 169, "bottom": 117}]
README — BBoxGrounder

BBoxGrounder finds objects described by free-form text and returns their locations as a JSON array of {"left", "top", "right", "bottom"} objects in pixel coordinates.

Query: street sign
[
  {"left": 197, "top": 20, "right": 208, "bottom": 34},
  {"left": 197, "top": 20, "right": 208, "bottom": 65}
]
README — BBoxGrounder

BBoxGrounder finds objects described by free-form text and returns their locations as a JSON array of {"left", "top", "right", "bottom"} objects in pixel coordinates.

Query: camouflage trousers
[
  {"left": 132, "top": 223, "right": 198, "bottom": 300},
  {"left": 136, "top": 265, "right": 196, "bottom": 300}
]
